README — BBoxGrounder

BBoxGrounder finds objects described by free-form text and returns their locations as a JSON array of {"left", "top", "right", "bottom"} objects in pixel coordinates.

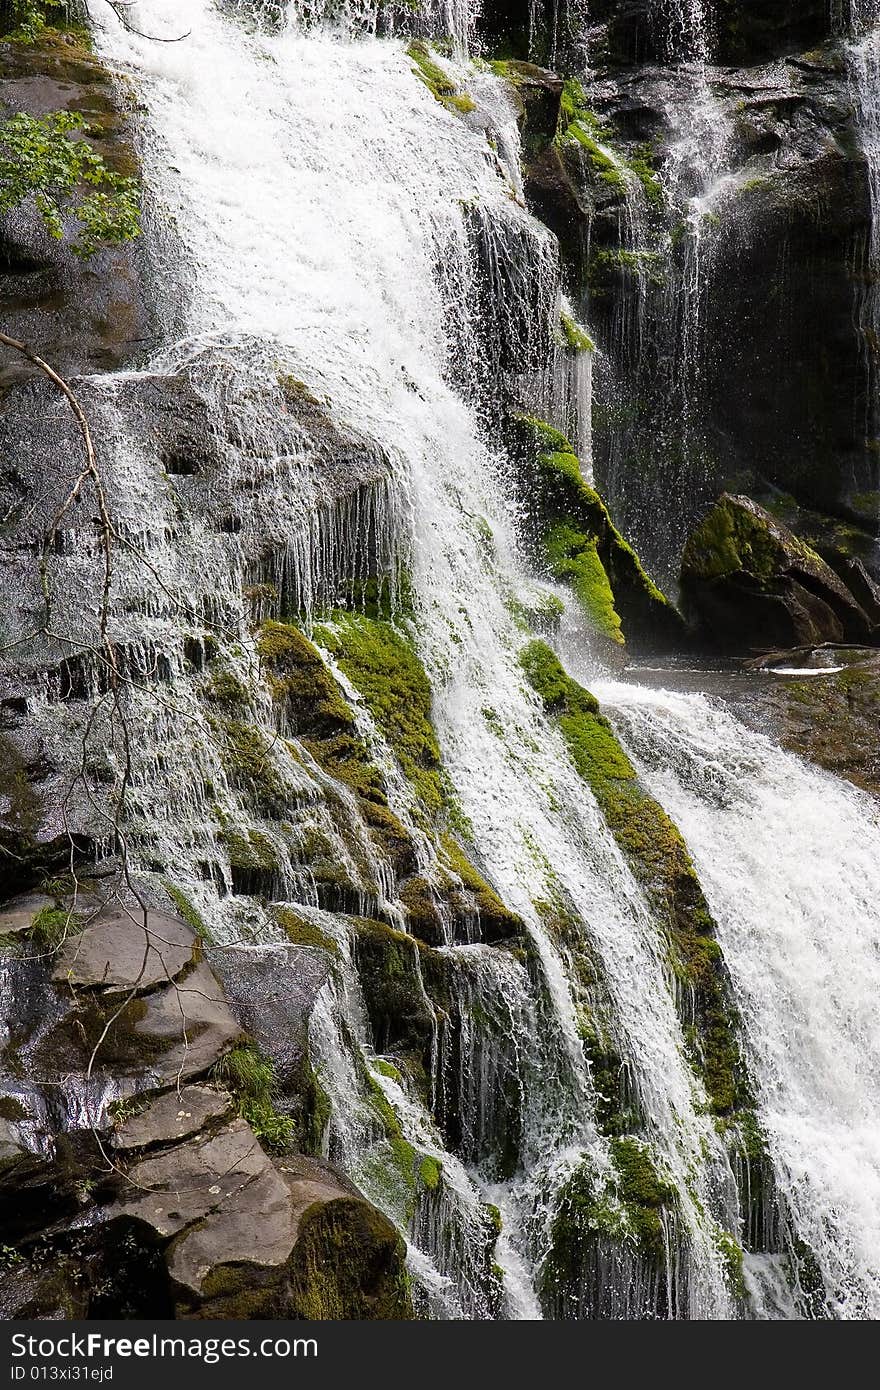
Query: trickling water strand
[{"left": 598, "top": 680, "right": 880, "bottom": 1318}]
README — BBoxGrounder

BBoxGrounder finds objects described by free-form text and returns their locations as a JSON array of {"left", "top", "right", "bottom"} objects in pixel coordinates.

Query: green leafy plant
[
  {"left": 0, "top": 109, "right": 140, "bottom": 257},
  {"left": 1, "top": 1, "right": 64, "bottom": 43}
]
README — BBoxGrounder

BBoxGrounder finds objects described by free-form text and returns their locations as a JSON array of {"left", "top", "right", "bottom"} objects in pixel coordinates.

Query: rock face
[
  {"left": 0, "top": 899, "right": 411, "bottom": 1320},
  {"left": 488, "top": 2, "right": 880, "bottom": 580},
  {"left": 680, "top": 493, "right": 878, "bottom": 650},
  {"left": 0, "top": 32, "right": 154, "bottom": 383}
]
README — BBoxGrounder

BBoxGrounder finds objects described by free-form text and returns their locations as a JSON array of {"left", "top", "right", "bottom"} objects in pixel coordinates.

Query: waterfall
[
  {"left": 597, "top": 678, "right": 880, "bottom": 1319},
  {"left": 78, "top": 0, "right": 753, "bottom": 1316},
  {"left": 585, "top": 0, "right": 734, "bottom": 589}
]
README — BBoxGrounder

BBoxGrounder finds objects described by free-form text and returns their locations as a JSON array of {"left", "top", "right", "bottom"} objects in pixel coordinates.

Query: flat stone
[
  {"left": 53, "top": 909, "right": 196, "bottom": 993},
  {"left": 114, "top": 1116, "right": 297, "bottom": 1296},
  {"left": 113, "top": 1085, "right": 233, "bottom": 1153},
  {"left": 98, "top": 959, "right": 242, "bottom": 1081}
]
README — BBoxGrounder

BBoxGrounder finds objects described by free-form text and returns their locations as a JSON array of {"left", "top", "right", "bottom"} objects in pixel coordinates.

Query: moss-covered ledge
[
  {"left": 511, "top": 415, "right": 685, "bottom": 652},
  {"left": 520, "top": 638, "right": 746, "bottom": 1117}
]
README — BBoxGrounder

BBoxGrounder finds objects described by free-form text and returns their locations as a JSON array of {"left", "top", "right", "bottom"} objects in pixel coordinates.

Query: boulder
[
  {"left": 680, "top": 493, "right": 877, "bottom": 650},
  {"left": 109, "top": 1115, "right": 412, "bottom": 1319}
]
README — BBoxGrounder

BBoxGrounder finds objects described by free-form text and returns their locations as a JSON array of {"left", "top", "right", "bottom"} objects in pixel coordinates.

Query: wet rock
[
  {"left": 70, "top": 958, "right": 242, "bottom": 1081},
  {"left": 0, "top": 893, "right": 54, "bottom": 940},
  {"left": 0, "top": 33, "right": 154, "bottom": 382},
  {"left": 110, "top": 1121, "right": 412, "bottom": 1318},
  {"left": 112, "top": 1085, "right": 234, "bottom": 1153},
  {"left": 680, "top": 493, "right": 877, "bottom": 651},
  {"left": 207, "top": 942, "right": 331, "bottom": 1093},
  {"left": 52, "top": 908, "right": 196, "bottom": 993},
  {"left": 743, "top": 650, "right": 880, "bottom": 797}
]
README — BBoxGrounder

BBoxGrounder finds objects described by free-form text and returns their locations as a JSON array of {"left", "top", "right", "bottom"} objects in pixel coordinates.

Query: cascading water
[
  {"left": 597, "top": 678, "right": 880, "bottom": 1319},
  {"left": 78, "top": 0, "right": 752, "bottom": 1317},
  {"left": 63, "top": 0, "right": 880, "bottom": 1322},
  {"left": 583, "top": 0, "right": 734, "bottom": 588}
]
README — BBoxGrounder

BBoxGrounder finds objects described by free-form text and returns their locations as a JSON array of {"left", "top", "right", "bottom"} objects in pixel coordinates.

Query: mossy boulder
[
  {"left": 521, "top": 639, "right": 746, "bottom": 1115},
  {"left": 512, "top": 415, "right": 685, "bottom": 652},
  {"left": 681, "top": 493, "right": 877, "bottom": 652},
  {"left": 111, "top": 1119, "right": 412, "bottom": 1319}
]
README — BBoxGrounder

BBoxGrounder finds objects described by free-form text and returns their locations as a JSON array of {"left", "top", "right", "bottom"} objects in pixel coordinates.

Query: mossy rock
[
  {"left": 680, "top": 494, "right": 875, "bottom": 652},
  {"left": 259, "top": 620, "right": 418, "bottom": 874},
  {"left": 438, "top": 835, "right": 524, "bottom": 943},
  {"left": 541, "top": 1139, "right": 681, "bottom": 1318},
  {"left": 351, "top": 918, "right": 437, "bottom": 1076},
  {"left": 511, "top": 415, "right": 684, "bottom": 651},
  {"left": 312, "top": 612, "right": 445, "bottom": 815},
  {"left": 289, "top": 1196, "right": 413, "bottom": 1319},
  {"left": 521, "top": 640, "right": 746, "bottom": 1116},
  {"left": 407, "top": 40, "right": 475, "bottom": 116}
]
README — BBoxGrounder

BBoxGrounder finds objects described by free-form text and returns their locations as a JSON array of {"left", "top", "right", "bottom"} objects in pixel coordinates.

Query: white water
[
  {"left": 598, "top": 679, "right": 880, "bottom": 1319},
  {"left": 85, "top": 0, "right": 746, "bottom": 1315}
]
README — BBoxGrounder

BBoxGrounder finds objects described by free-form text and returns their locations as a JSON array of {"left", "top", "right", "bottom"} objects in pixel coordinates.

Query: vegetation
[
  {"left": 211, "top": 1043, "right": 295, "bottom": 1152},
  {"left": 512, "top": 414, "right": 679, "bottom": 647},
  {"left": 556, "top": 79, "right": 663, "bottom": 208},
  {"left": 312, "top": 612, "right": 445, "bottom": 814},
  {"left": 407, "top": 40, "right": 475, "bottom": 116},
  {"left": 0, "top": 110, "right": 139, "bottom": 258}
]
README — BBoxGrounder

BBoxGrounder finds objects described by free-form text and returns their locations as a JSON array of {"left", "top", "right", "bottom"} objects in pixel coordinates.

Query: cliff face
[{"left": 485, "top": 0, "right": 880, "bottom": 579}]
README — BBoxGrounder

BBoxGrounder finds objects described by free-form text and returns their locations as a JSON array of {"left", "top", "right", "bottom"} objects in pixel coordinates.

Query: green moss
[
  {"left": 555, "top": 84, "right": 663, "bottom": 208},
  {"left": 559, "top": 310, "right": 595, "bottom": 354},
  {"left": 161, "top": 882, "right": 212, "bottom": 943},
  {"left": 211, "top": 1043, "right": 294, "bottom": 1153},
  {"left": 512, "top": 415, "right": 679, "bottom": 648},
  {"left": 714, "top": 1227, "right": 746, "bottom": 1300},
  {"left": 407, "top": 40, "right": 475, "bottom": 115},
  {"left": 219, "top": 827, "right": 281, "bottom": 872},
  {"left": 274, "top": 906, "right": 339, "bottom": 957},
  {"left": 520, "top": 641, "right": 744, "bottom": 1116},
  {"left": 681, "top": 494, "right": 826, "bottom": 590},
  {"left": 288, "top": 1197, "right": 413, "bottom": 1320},
  {"left": 213, "top": 717, "right": 289, "bottom": 815},
  {"left": 296, "top": 1061, "right": 331, "bottom": 1156},
  {"left": 419, "top": 1154, "right": 443, "bottom": 1191},
  {"left": 258, "top": 620, "right": 355, "bottom": 734},
  {"left": 313, "top": 612, "right": 444, "bottom": 815},
  {"left": 440, "top": 835, "right": 523, "bottom": 938},
  {"left": 204, "top": 667, "right": 250, "bottom": 709},
  {"left": 590, "top": 249, "right": 666, "bottom": 295},
  {"left": 556, "top": 80, "right": 626, "bottom": 191},
  {"left": 546, "top": 524, "right": 624, "bottom": 644},
  {"left": 28, "top": 905, "right": 73, "bottom": 951},
  {"left": 372, "top": 1058, "right": 405, "bottom": 1085},
  {"left": 606, "top": 1138, "right": 676, "bottom": 1254}
]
